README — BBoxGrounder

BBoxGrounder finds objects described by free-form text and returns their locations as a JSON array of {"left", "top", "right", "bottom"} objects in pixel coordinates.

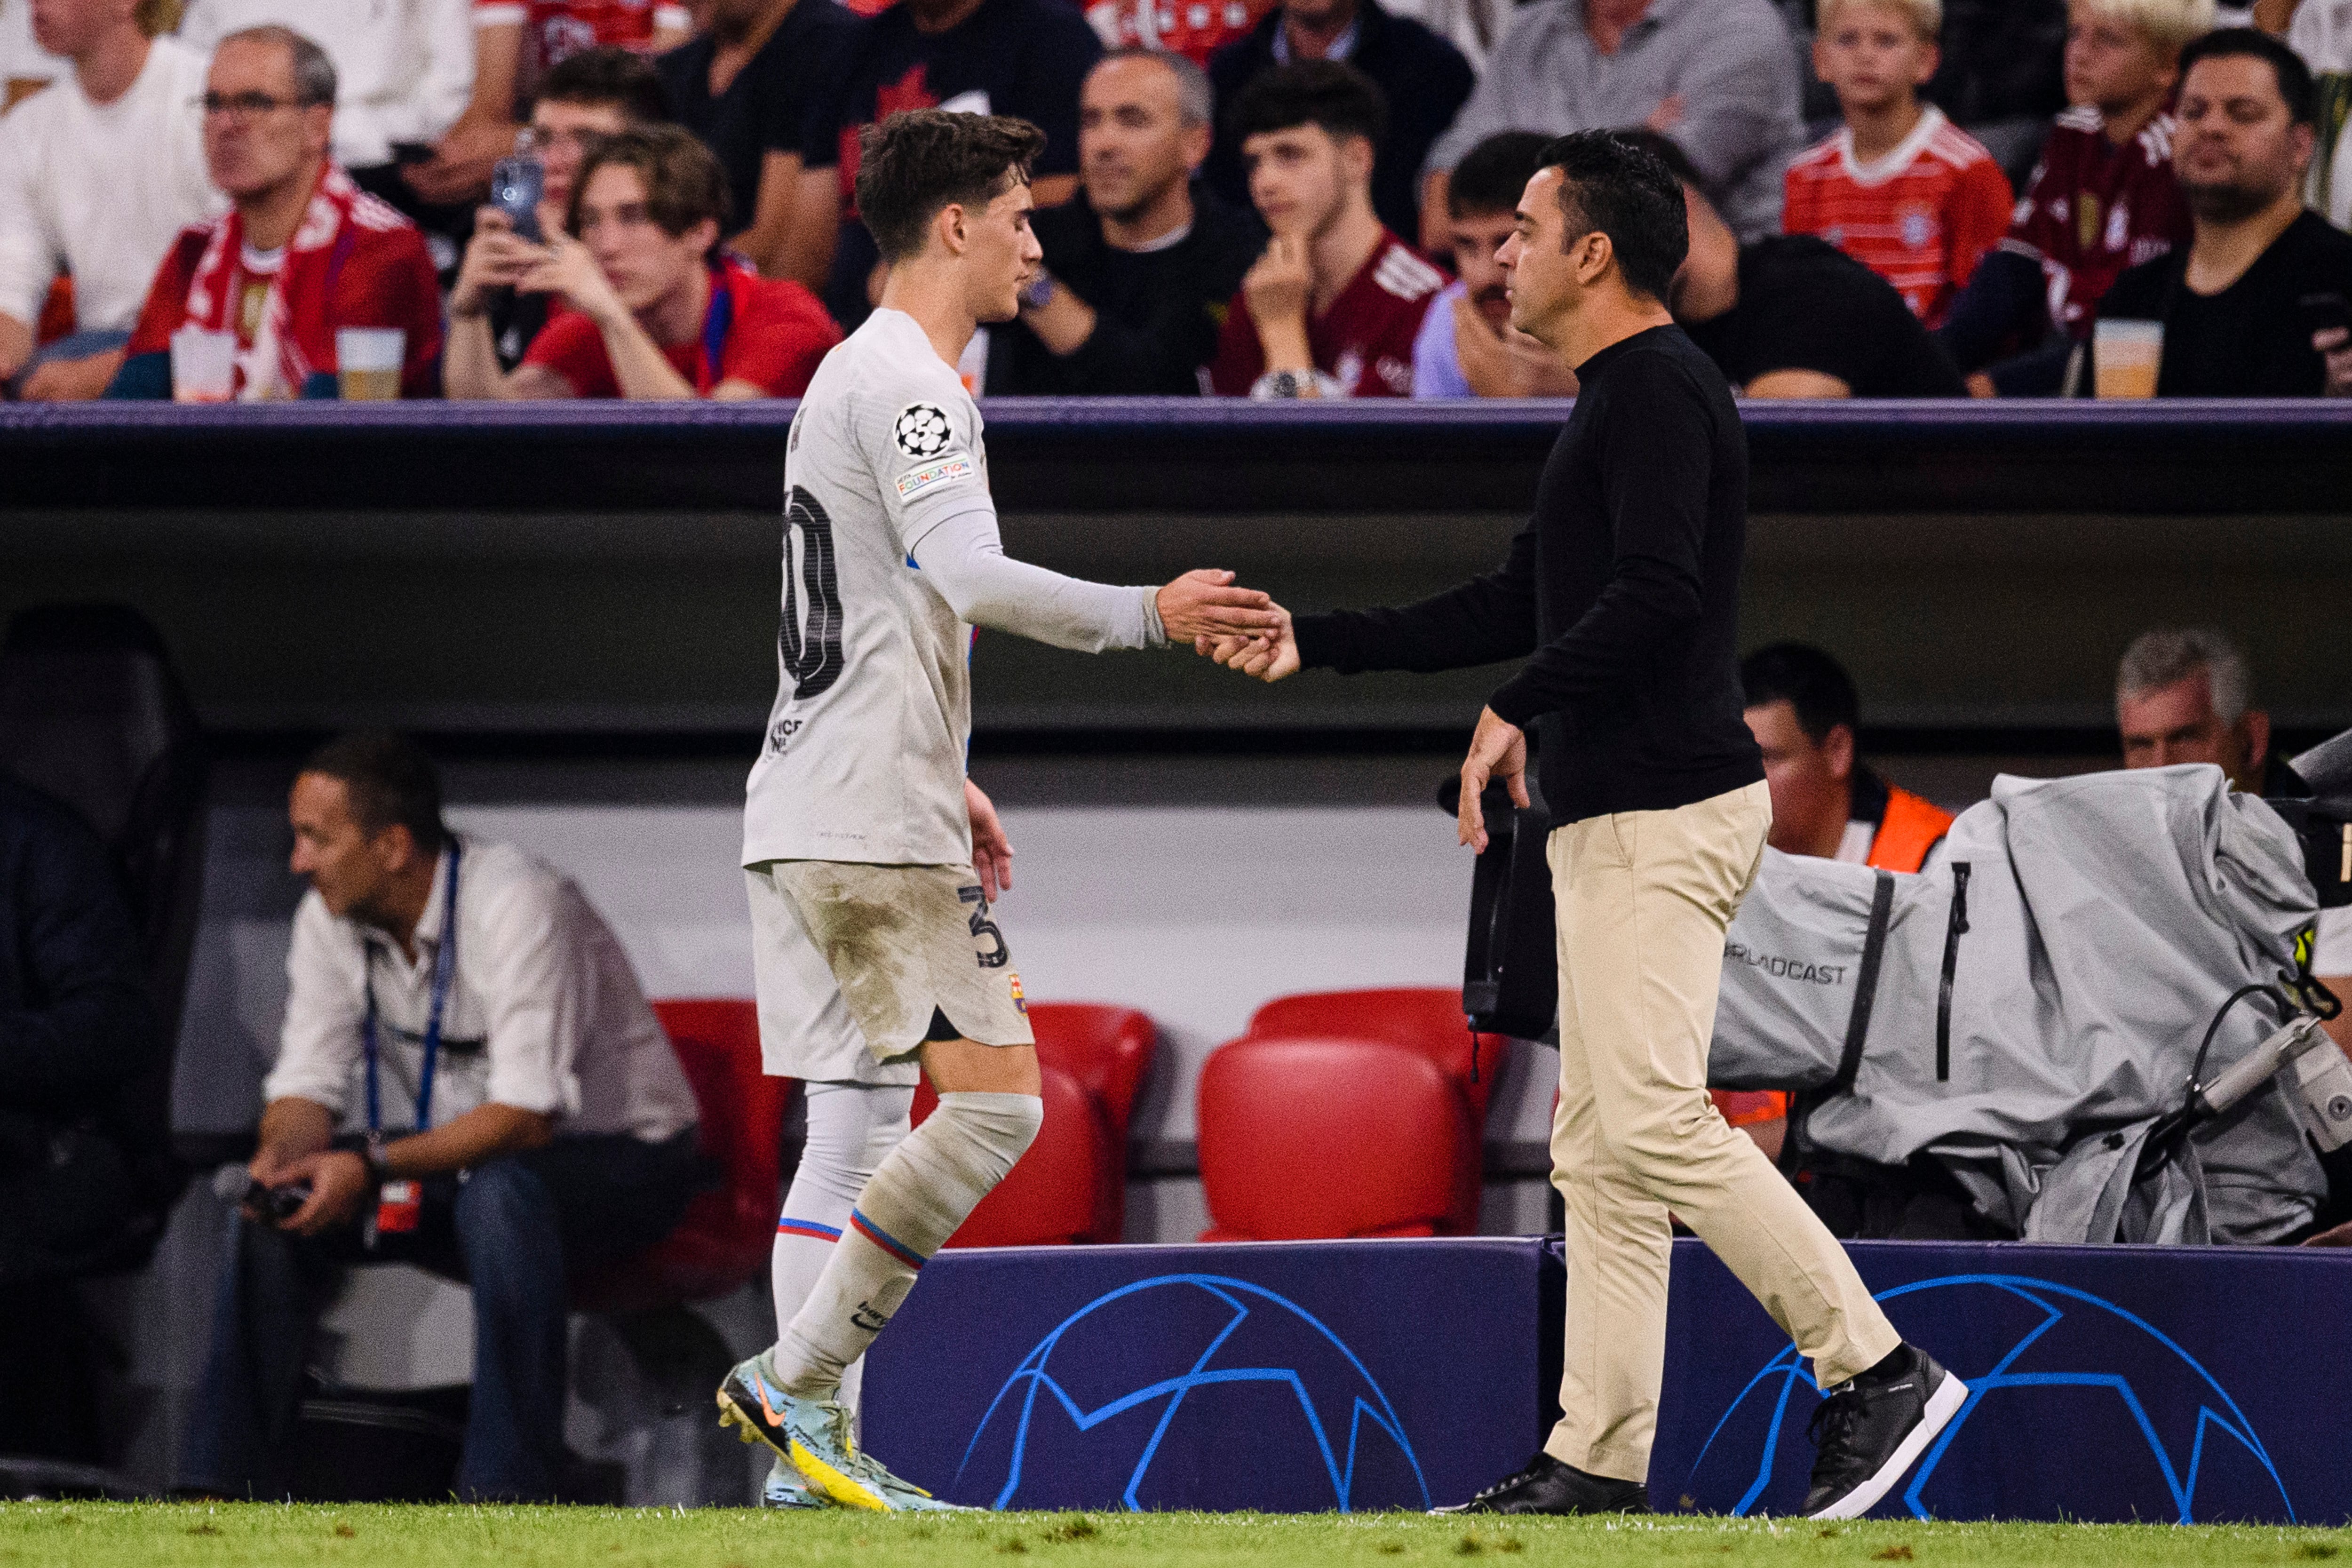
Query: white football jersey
[{"left": 741, "top": 310, "right": 995, "bottom": 868}]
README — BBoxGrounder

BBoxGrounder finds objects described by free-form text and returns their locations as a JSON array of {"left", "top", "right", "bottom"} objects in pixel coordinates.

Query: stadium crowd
[{"left": 5, "top": 0, "right": 2352, "bottom": 401}]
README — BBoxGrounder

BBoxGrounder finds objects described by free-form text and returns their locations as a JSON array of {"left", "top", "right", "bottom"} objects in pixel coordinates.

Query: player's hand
[
  {"left": 1194, "top": 603, "right": 1298, "bottom": 682},
  {"left": 1242, "top": 235, "right": 1311, "bottom": 331},
  {"left": 1156, "top": 570, "right": 1283, "bottom": 642},
  {"left": 2316, "top": 326, "right": 2352, "bottom": 397},
  {"left": 277, "top": 1149, "right": 372, "bottom": 1236},
  {"left": 966, "top": 778, "right": 1013, "bottom": 902},
  {"left": 1457, "top": 706, "right": 1529, "bottom": 853}
]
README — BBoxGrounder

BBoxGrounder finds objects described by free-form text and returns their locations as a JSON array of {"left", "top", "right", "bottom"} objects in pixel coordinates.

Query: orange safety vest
[
  {"left": 1714, "top": 787, "right": 1955, "bottom": 1131},
  {"left": 1865, "top": 786, "right": 1955, "bottom": 875}
]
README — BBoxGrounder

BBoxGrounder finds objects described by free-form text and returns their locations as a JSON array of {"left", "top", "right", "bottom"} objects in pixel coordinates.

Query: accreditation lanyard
[
  {"left": 698, "top": 266, "right": 735, "bottom": 393},
  {"left": 362, "top": 841, "right": 462, "bottom": 1134}
]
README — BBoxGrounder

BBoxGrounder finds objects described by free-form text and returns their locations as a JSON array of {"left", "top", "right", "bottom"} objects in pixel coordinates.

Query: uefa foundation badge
[{"left": 1009, "top": 973, "right": 1027, "bottom": 1015}]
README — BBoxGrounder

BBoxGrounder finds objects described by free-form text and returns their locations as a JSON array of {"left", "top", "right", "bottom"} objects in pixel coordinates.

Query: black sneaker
[
  {"left": 1802, "top": 1343, "right": 1968, "bottom": 1520},
  {"left": 1430, "top": 1451, "right": 1650, "bottom": 1516}
]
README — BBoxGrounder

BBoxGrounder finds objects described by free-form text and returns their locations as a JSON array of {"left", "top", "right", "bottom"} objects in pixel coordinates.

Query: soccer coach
[{"left": 1207, "top": 131, "right": 1964, "bottom": 1520}]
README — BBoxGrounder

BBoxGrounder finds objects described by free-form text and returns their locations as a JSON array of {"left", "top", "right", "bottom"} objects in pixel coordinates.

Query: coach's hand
[
  {"left": 1457, "top": 707, "right": 1529, "bottom": 853},
  {"left": 1156, "top": 570, "right": 1283, "bottom": 643},
  {"left": 966, "top": 778, "right": 1013, "bottom": 902},
  {"left": 1195, "top": 602, "right": 1298, "bottom": 683}
]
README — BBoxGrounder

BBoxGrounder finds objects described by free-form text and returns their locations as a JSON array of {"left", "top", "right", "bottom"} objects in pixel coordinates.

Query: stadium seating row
[{"left": 603, "top": 987, "right": 1505, "bottom": 1313}]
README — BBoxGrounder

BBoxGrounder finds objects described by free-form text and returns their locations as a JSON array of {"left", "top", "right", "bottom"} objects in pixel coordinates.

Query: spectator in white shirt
[
  {"left": 180, "top": 732, "right": 705, "bottom": 1504},
  {"left": 177, "top": 0, "right": 474, "bottom": 227},
  {"left": 1, "top": 0, "right": 69, "bottom": 107},
  {"left": 0, "top": 0, "right": 216, "bottom": 400}
]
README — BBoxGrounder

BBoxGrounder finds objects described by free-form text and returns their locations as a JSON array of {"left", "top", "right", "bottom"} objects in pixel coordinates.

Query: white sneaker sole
[{"left": 1806, "top": 1372, "right": 1969, "bottom": 1521}]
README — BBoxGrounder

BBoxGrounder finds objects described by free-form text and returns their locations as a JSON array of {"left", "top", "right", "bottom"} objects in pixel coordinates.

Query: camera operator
[{"left": 178, "top": 732, "right": 704, "bottom": 1503}]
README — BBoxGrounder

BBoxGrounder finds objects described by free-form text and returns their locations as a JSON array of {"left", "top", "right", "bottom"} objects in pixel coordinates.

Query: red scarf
[{"left": 180, "top": 163, "right": 362, "bottom": 400}]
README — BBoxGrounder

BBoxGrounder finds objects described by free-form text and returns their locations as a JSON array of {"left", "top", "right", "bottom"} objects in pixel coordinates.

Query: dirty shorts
[{"left": 744, "top": 860, "right": 1034, "bottom": 1084}]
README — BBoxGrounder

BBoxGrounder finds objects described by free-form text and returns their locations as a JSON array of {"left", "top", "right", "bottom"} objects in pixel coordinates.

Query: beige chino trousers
[{"left": 1542, "top": 779, "right": 1901, "bottom": 1483}]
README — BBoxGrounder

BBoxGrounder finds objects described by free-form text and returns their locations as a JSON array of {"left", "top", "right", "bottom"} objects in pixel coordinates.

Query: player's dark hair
[
  {"left": 1535, "top": 129, "right": 1691, "bottom": 302},
  {"left": 1229, "top": 59, "right": 1388, "bottom": 151},
  {"left": 1740, "top": 644, "right": 1861, "bottom": 745},
  {"left": 567, "top": 124, "right": 731, "bottom": 260},
  {"left": 2179, "top": 27, "right": 2317, "bottom": 127},
  {"left": 302, "top": 731, "right": 447, "bottom": 853},
  {"left": 533, "top": 45, "right": 673, "bottom": 125},
  {"left": 1448, "top": 130, "right": 1554, "bottom": 219},
  {"left": 856, "top": 109, "right": 1049, "bottom": 263}
]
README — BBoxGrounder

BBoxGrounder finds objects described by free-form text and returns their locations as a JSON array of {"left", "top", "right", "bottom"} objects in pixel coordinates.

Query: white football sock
[
  {"left": 769, "top": 1082, "right": 912, "bottom": 1418},
  {"left": 766, "top": 1090, "right": 1042, "bottom": 1399}
]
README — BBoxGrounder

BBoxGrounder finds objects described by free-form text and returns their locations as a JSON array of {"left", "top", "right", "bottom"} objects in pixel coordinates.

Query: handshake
[
  {"left": 1152, "top": 569, "right": 1297, "bottom": 682},
  {"left": 1152, "top": 570, "right": 1527, "bottom": 854}
]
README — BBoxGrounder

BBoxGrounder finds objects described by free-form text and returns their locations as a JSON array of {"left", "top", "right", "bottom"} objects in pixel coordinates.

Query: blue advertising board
[
  {"left": 861, "top": 1238, "right": 1556, "bottom": 1512},
  {"left": 863, "top": 1235, "right": 2351, "bottom": 1522},
  {"left": 1655, "top": 1239, "right": 2352, "bottom": 1525}
]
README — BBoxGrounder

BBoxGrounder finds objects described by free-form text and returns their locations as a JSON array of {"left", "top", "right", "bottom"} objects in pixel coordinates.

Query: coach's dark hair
[
  {"left": 1229, "top": 59, "right": 1388, "bottom": 150},
  {"left": 1535, "top": 129, "right": 1690, "bottom": 302},
  {"left": 1448, "top": 130, "right": 1554, "bottom": 219},
  {"left": 2179, "top": 27, "right": 2317, "bottom": 127},
  {"left": 1740, "top": 644, "right": 1861, "bottom": 745},
  {"left": 857, "top": 110, "right": 1048, "bottom": 263},
  {"left": 533, "top": 44, "right": 673, "bottom": 126},
  {"left": 568, "top": 124, "right": 731, "bottom": 260},
  {"left": 302, "top": 732, "right": 447, "bottom": 854}
]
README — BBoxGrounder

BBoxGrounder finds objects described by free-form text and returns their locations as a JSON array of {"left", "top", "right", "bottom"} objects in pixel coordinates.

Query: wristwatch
[
  {"left": 360, "top": 1131, "right": 389, "bottom": 1186},
  {"left": 1019, "top": 268, "right": 1056, "bottom": 310}
]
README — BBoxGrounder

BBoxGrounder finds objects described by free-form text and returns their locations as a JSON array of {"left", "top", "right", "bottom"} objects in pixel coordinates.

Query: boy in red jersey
[
  {"left": 1208, "top": 60, "right": 1446, "bottom": 398},
  {"left": 1938, "top": 0, "right": 2211, "bottom": 393},
  {"left": 1783, "top": 0, "right": 2012, "bottom": 326}
]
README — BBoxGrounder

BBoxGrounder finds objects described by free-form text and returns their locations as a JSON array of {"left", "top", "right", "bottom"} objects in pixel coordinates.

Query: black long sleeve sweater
[{"left": 1291, "top": 324, "right": 1764, "bottom": 826}]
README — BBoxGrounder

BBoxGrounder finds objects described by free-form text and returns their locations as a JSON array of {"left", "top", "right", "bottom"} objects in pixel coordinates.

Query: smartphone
[{"left": 488, "top": 154, "right": 546, "bottom": 243}]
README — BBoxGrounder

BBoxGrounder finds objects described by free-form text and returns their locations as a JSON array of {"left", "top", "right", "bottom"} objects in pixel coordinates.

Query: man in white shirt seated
[
  {"left": 180, "top": 732, "right": 704, "bottom": 1504},
  {"left": 0, "top": 0, "right": 218, "bottom": 401}
]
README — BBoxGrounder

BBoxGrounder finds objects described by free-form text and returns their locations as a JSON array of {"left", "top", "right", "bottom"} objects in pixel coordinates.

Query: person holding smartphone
[
  {"left": 2091, "top": 30, "right": 2352, "bottom": 395},
  {"left": 445, "top": 122, "right": 841, "bottom": 399}
]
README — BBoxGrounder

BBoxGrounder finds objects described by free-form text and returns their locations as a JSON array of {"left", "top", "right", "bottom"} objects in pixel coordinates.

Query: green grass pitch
[{"left": 1, "top": 1504, "right": 2345, "bottom": 1568}]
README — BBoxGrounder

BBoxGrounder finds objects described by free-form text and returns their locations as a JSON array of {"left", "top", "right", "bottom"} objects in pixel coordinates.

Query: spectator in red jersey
[
  {"left": 406, "top": 0, "right": 691, "bottom": 207},
  {"left": 1783, "top": 0, "right": 2015, "bottom": 327},
  {"left": 107, "top": 26, "right": 444, "bottom": 398},
  {"left": 1409, "top": 129, "right": 1579, "bottom": 396},
  {"left": 445, "top": 123, "right": 839, "bottom": 397},
  {"left": 1938, "top": 0, "right": 2211, "bottom": 395},
  {"left": 1208, "top": 60, "right": 1446, "bottom": 397},
  {"left": 1085, "top": 0, "right": 1278, "bottom": 64},
  {"left": 1202, "top": 0, "right": 1474, "bottom": 242},
  {"left": 457, "top": 47, "right": 672, "bottom": 370},
  {"left": 818, "top": 0, "right": 1102, "bottom": 329}
]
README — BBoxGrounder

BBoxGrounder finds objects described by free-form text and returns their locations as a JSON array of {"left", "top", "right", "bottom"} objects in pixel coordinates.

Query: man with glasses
[
  {"left": 0, "top": 0, "right": 217, "bottom": 401},
  {"left": 105, "top": 24, "right": 443, "bottom": 397},
  {"left": 445, "top": 123, "right": 840, "bottom": 398}
]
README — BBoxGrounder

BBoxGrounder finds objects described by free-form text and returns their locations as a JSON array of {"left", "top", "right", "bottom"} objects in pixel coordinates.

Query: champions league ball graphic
[
  {"left": 949, "top": 1274, "right": 1429, "bottom": 1512},
  {"left": 893, "top": 403, "right": 953, "bottom": 459},
  {"left": 1684, "top": 1274, "right": 2296, "bottom": 1523}
]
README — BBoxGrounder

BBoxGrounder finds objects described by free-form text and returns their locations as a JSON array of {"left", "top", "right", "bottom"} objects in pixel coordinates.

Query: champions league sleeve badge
[{"left": 894, "top": 403, "right": 954, "bottom": 459}]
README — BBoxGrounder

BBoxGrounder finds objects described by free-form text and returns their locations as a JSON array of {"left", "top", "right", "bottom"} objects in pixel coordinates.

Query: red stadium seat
[
  {"left": 912, "top": 1002, "right": 1156, "bottom": 1247},
  {"left": 1194, "top": 988, "right": 1501, "bottom": 1241},
  {"left": 572, "top": 999, "right": 790, "bottom": 1312},
  {"left": 1198, "top": 1036, "right": 1476, "bottom": 1240},
  {"left": 1244, "top": 987, "right": 1505, "bottom": 1120}
]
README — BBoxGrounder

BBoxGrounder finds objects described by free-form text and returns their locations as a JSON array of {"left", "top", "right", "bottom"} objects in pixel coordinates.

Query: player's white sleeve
[{"left": 908, "top": 506, "right": 1165, "bottom": 653}]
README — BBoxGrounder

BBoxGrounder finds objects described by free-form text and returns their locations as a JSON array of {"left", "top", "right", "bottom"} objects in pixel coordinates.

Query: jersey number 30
[{"left": 781, "top": 486, "right": 846, "bottom": 700}]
